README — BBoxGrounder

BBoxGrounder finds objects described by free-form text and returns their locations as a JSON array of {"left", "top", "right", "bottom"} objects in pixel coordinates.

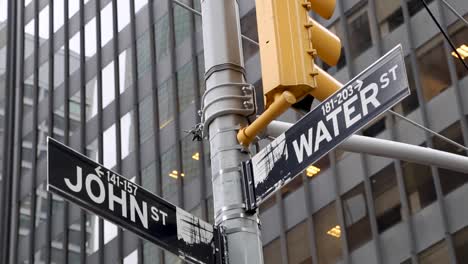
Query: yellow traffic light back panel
[
  {"left": 256, "top": 0, "right": 342, "bottom": 109},
  {"left": 256, "top": 0, "right": 316, "bottom": 108}
]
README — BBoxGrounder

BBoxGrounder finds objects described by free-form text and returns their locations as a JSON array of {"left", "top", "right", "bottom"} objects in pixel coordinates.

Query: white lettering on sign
[
  {"left": 64, "top": 166, "right": 169, "bottom": 228},
  {"left": 292, "top": 64, "right": 400, "bottom": 164}
]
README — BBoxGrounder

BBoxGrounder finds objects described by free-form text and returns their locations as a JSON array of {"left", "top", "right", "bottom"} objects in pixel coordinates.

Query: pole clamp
[
  {"left": 241, "top": 160, "right": 257, "bottom": 214},
  {"left": 201, "top": 83, "right": 256, "bottom": 138}
]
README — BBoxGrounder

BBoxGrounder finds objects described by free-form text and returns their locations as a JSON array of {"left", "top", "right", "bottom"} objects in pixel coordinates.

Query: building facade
[{"left": 0, "top": 0, "right": 467, "bottom": 263}]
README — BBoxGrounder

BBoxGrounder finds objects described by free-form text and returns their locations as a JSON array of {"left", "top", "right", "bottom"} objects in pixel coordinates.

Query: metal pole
[
  {"left": 200, "top": 0, "right": 263, "bottom": 263},
  {"left": 265, "top": 120, "right": 468, "bottom": 173}
]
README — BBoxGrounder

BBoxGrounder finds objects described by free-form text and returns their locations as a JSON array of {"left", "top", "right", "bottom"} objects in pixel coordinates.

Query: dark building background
[{"left": 0, "top": 0, "right": 468, "bottom": 263}]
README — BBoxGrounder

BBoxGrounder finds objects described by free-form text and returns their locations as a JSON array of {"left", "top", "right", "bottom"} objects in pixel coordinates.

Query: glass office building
[{"left": 0, "top": 0, "right": 467, "bottom": 263}]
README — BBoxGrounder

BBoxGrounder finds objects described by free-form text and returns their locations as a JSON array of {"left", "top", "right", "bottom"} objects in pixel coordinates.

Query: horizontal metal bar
[{"left": 265, "top": 120, "right": 468, "bottom": 173}]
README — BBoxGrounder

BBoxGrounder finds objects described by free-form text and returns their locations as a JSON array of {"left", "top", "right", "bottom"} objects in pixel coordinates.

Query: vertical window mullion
[
  {"left": 10, "top": 0, "right": 26, "bottom": 262},
  {"left": 78, "top": 0, "right": 87, "bottom": 263},
  {"left": 28, "top": 0, "right": 40, "bottom": 262},
  {"left": 62, "top": 0, "right": 71, "bottom": 262},
  {"left": 44, "top": 0, "right": 55, "bottom": 262},
  {"left": 111, "top": 0, "right": 124, "bottom": 262},
  {"left": 129, "top": 0, "right": 144, "bottom": 262},
  {"left": 95, "top": 0, "right": 105, "bottom": 262}
]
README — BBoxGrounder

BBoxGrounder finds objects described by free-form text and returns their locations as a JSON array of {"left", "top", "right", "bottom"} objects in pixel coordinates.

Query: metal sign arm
[{"left": 265, "top": 120, "right": 468, "bottom": 173}]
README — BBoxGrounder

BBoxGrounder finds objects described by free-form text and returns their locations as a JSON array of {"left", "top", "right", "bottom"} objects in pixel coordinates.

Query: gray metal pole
[
  {"left": 265, "top": 120, "right": 468, "bottom": 173},
  {"left": 200, "top": 0, "right": 264, "bottom": 263}
]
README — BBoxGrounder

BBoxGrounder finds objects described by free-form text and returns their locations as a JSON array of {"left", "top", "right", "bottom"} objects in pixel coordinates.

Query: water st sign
[
  {"left": 251, "top": 45, "right": 410, "bottom": 203},
  {"left": 47, "top": 138, "right": 221, "bottom": 264}
]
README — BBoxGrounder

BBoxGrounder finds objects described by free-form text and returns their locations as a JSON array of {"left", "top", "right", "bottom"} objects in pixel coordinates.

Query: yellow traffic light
[
  {"left": 237, "top": 0, "right": 342, "bottom": 146},
  {"left": 257, "top": 0, "right": 341, "bottom": 109}
]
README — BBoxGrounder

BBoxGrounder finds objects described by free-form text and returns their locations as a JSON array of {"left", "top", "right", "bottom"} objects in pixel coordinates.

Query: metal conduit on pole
[
  {"left": 200, "top": 0, "right": 263, "bottom": 263},
  {"left": 265, "top": 120, "right": 468, "bottom": 173}
]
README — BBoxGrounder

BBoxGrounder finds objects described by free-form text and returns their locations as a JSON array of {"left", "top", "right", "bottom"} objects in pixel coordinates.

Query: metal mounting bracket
[
  {"left": 241, "top": 160, "right": 258, "bottom": 214},
  {"left": 201, "top": 83, "right": 257, "bottom": 138},
  {"left": 213, "top": 226, "right": 228, "bottom": 264}
]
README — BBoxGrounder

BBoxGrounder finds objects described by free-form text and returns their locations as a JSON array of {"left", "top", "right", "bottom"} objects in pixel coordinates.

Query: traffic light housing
[
  {"left": 237, "top": 0, "right": 342, "bottom": 146},
  {"left": 257, "top": 0, "right": 342, "bottom": 110}
]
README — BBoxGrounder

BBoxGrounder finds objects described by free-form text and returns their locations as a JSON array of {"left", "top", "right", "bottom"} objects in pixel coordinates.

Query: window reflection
[
  {"left": 342, "top": 183, "right": 371, "bottom": 251},
  {"left": 241, "top": 8, "right": 259, "bottom": 61},
  {"left": 162, "top": 146, "right": 178, "bottom": 201},
  {"left": 347, "top": 8, "right": 372, "bottom": 59},
  {"left": 417, "top": 36, "right": 451, "bottom": 102},
  {"left": 181, "top": 136, "right": 201, "bottom": 186},
  {"left": 314, "top": 202, "right": 342, "bottom": 263},
  {"left": 454, "top": 225, "right": 468, "bottom": 262},
  {"left": 137, "top": 30, "right": 151, "bottom": 79},
  {"left": 287, "top": 221, "right": 312, "bottom": 264},
  {"left": 418, "top": 240, "right": 450, "bottom": 263},
  {"left": 434, "top": 122, "right": 468, "bottom": 195},
  {"left": 402, "top": 161, "right": 436, "bottom": 214},
  {"left": 155, "top": 14, "right": 169, "bottom": 61},
  {"left": 119, "top": 48, "right": 133, "bottom": 93},
  {"left": 139, "top": 96, "right": 154, "bottom": 144},
  {"left": 173, "top": 2, "right": 192, "bottom": 47},
  {"left": 100, "top": 2, "right": 114, "bottom": 48},
  {"left": 158, "top": 79, "right": 174, "bottom": 129},
  {"left": 371, "top": 164, "right": 402, "bottom": 233},
  {"left": 449, "top": 17, "right": 468, "bottom": 80},
  {"left": 177, "top": 61, "right": 195, "bottom": 113},
  {"left": 263, "top": 238, "right": 282, "bottom": 264}
]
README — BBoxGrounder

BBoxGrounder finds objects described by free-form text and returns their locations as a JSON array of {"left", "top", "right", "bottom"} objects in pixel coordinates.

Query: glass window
[
  {"left": 85, "top": 17, "right": 97, "bottom": 58},
  {"left": 158, "top": 79, "right": 174, "bottom": 129},
  {"left": 407, "top": 0, "right": 434, "bottom": 17},
  {"left": 347, "top": 8, "right": 372, "bottom": 59},
  {"left": 139, "top": 96, "right": 154, "bottom": 144},
  {"left": 117, "top": 0, "right": 130, "bottom": 32},
  {"left": 371, "top": 164, "right": 402, "bottom": 233},
  {"left": 124, "top": 250, "right": 138, "bottom": 264},
  {"left": 142, "top": 162, "right": 157, "bottom": 193},
  {"left": 454, "top": 225, "right": 468, "bottom": 263},
  {"left": 86, "top": 77, "right": 97, "bottom": 121},
  {"left": 100, "top": 2, "right": 114, "bottom": 48},
  {"left": 143, "top": 241, "right": 161, "bottom": 264},
  {"left": 119, "top": 48, "right": 133, "bottom": 93},
  {"left": 137, "top": 30, "right": 151, "bottom": 79},
  {"left": 396, "top": 56, "right": 419, "bottom": 115},
  {"left": 181, "top": 136, "right": 201, "bottom": 185},
  {"left": 434, "top": 122, "right": 468, "bottom": 195},
  {"left": 418, "top": 240, "right": 450, "bottom": 263},
  {"left": 287, "top": 221, "right": 312, "bottom": 264},
  {"left": 165, "top": 251, "right": 182, "bottom": 264},
  {"left": 102, "top": 61, "right": 115, "bottom": 108},
  {"left": 417, "top": 36, "right": 452, "bottom": 102},
  {"left": 448, "top": 17, "right": 468, "bottom": 81},
  {"left": 103, "top": 124, "right": 117, "bottom": 168},
  {"left": 18, "top": 196, "right": 32, "bottom": 241},
  {"left": 120, "top": 111, "right": 135, "bottom": 160},
  {"left": 155, "top": 14, "right": 169, "bottom": 61},
  {"left": 314, "top": 202, "right": 343, "bottom": 263},
  {"left": 173, "top": 2, "right": 192, "bottom": 47},
  {"left": 402, "top": 161, "right": 436, "bottom": 214},
  {"left": 282, "top": 174, "right": 303, "bottom": 198},
  {"left": 241, "top": 8, "right": 259, "bottom": 61},
  {"left": 362, "top": 117, "right": 386, "bottom": 137},
  {"left": 376, "top": 0, "right": 403, "bottom": 37},
  {"left": 207, "top": 196, "right": 214, "bottom": 224},
  {"left": 134, "top": 0, "right": 147, "bottom": 14},
  {"left": 177, "top": 61, "right": 195, "bottom": 113},
  {"left": 197, "top": 52, "right": 206, "bottom": 95},
  {"left": 342, "top": 183, "right": 372, "bottom": 251},
  {"left": 162, "top": 146, "right": 178, "bottom": 201},
  {"left": 263, "top": 238, "right": 282, "bottom": 264}
]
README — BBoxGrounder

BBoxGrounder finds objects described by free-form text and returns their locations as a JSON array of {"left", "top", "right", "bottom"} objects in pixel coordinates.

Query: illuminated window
[{"left": 314, "top": 202, "right": 343, "bottom": 263}]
